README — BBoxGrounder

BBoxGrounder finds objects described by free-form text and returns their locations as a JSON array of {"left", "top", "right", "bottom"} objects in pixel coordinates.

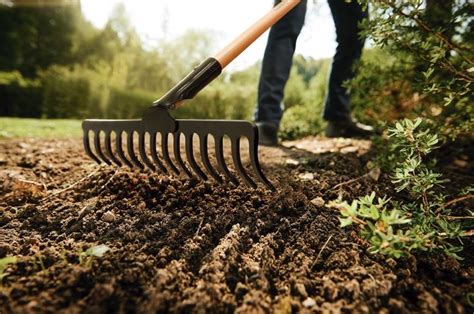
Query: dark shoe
[
  {"left": 256, "top": 121, "right": 279, "bottom": 146},
  {"left": 325, "top": 119, "right": 374, "bottom": 139}
]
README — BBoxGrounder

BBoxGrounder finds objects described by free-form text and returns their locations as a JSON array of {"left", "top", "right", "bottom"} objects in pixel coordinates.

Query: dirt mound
[{"left": 0, "top": 138, "right": 472, "bottom": 313}]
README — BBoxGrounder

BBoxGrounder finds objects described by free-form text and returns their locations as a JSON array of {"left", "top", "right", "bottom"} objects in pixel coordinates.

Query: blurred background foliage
[
  {"left": 0, "top": 0, "right": 331, "bottom": 139},
  {"left": 0, "top": 0, "right": 472, "bottom": 141}
]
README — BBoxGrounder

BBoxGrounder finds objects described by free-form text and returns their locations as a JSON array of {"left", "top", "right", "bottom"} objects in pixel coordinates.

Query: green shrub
[
  {"left": 106, "top": 87, "right": 155, "bottom": 119},
  {"left": 40, "top": 65, "right": 109, "bottom": 119},
  {"left": 351, "top": 0, "right": 473, "bottom": 139},
  {"left": 347, "top": 48, "right": 416, "bottom": 126},
  {"left": 334, "top": 118, "right": 470, "bottom": 259},
  {"left": 279, "top": 61, "right": 329, "bottom": 140},
  {"left": 174, "top": 79, "right": 256, "bottom": 121},
  {"left": 38, "top": 64, "right": 157, "bottom": 119},
  {"left": 279, "top": 104, "right": 323, "bottom": 140}
]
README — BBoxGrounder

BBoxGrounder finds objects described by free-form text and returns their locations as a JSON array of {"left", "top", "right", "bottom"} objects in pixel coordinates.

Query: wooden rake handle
[
  {"left": 215, "top": 0, "right": 301, "bottom": 68},
  {"left": 153, "top": 0, "right": 301, "bottom": 110}
]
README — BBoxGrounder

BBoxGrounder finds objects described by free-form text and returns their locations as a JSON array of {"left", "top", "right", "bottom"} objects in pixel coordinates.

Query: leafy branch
[{"left": 335, "top": 118, "right": 471, "bottom": 259}]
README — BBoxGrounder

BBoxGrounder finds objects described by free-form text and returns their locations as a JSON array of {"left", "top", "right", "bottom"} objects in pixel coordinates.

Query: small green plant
[
  {"left": 334, "top": 118, "right": 471, "bottom": 259},
  {"left": 0, "top": 256, "right": 18, "bottom": 283},
  {"left": 79, "top": 244, "right": 111, "bottom": 268}
]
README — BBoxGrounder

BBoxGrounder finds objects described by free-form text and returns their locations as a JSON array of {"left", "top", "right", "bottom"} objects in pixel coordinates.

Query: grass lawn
[{"left": 0, "top": 118, "right": 82, "bottom": 139}]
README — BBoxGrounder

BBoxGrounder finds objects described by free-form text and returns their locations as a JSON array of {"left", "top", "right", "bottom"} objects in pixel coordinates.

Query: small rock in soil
[
  {"left": 102, "top": 211, "right": 115, "bottom": 223},
  {"left": 453, "top": 159, "right": 468, "bottom": 168},
  {"left": 18, "top": 143, "right": 30, "bottom": 149},
  {"left": 286, "top": 158, "right": 300, "bottom": 167},
  {"left": 302, "top": 297, "right": 316, "bottom": 308},
  {"left": 340, "top": 146, "right": 359, "bottom": 154},
  {"left": 298, "top": 172, "right": 314, "bottom": 181},
  {"left": 310, "top": 197, "right": 325, "bottom": 207}
]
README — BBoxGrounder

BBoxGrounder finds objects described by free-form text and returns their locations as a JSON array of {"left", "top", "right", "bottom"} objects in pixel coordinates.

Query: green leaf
[
  {"left": 339, "top": 218, "right": 353, "bottom": 228},
  {"left": 413, "top": 118, "right": 422, "bottom": 128},
  {"left": 0, "top": 256, "right": 17, "bottom": 272},
  {"left": 0, "top": 256, "right": 18, "bottom": 281}
]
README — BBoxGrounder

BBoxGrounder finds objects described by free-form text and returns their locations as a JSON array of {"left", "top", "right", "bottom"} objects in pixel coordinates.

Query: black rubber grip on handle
[{"left": 153, "top": 57, "right": 222, "bottom": 110}]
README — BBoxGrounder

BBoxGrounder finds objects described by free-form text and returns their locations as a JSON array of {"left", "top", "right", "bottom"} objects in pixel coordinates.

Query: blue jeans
[{"left": 255, "top": 0, "right": 367, "bottom": 124}]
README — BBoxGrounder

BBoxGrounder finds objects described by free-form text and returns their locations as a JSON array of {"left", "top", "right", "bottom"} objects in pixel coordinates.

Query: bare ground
[{"left": 0, "top": 137, "right": 472, "bottom": 313}]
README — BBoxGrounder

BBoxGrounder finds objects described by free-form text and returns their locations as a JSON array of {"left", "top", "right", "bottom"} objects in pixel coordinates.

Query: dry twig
[
  {"left": 333, "top": 173, "right": 369, "bottom": 190},
  {"left": 41, "top": 166, "right": 101, "bottom": 202},
  {"left": 445, "top": 194, "right": 474, "bottom": 208},
  {"left": 312, "top": 234, "right": 333, "bottom": 269}
]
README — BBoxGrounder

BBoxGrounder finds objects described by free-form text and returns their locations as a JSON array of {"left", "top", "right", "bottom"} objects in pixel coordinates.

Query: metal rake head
[{"left": 82, "top": 107, "right": 275, "bottom": 191}]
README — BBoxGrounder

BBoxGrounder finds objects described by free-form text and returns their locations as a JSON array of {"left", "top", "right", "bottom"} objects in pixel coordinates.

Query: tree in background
[
  {"left": 0, "top": 0, "right": 88, "bottom": 77},
  {"left": 0, "top": 1, "right": 205, "bottom": 119}
]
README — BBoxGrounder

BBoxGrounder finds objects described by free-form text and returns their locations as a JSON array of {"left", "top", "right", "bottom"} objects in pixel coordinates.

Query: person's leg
[
  {"left": 323, "top": 0, "right": 367, "bottom": 123},
  {"left": 255, "top": 0, "right": 307, "bottom": 126}
]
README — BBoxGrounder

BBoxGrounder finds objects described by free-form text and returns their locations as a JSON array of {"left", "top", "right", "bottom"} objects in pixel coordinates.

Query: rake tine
[
  {"left": 104, "top": 131, "right": 122, "bottom": 167},
  {"left": 173, "top": 133, "right": 193, "bottom": 178},
  {"left": 138, "top": 132, "right": 156, "bottom": 171},
  {"left": 83, "top": 130, "right": 101, "bottom": 164},
  {"left": 115, "top": 131, "right": 133, "bottom": 168},
  {"left": 185, "top": 133, "right": 208, "bottom": 181},
  {"left": 94, "top": 131, "right": 111, "bottom": 165},
  {"left": 215, "top": 136, "right": 239, "bottom": 186},
  {"left": 249, "top": 140, "right": 276, "bottom": 191},
  {"left": 161, "top": 133, "right": 180, "bottom": 175},
  {"left": 231, "top": 137, "right": 257, "bottom": 188},
  {"left": 150, "top": 132, "right": 168, "bottom": 173},
  {"left": 199, "top": 134, "right": 223, "bottom": 183},
  {"left": 126, "top": 132, "right": 144, "bottom": 169}
]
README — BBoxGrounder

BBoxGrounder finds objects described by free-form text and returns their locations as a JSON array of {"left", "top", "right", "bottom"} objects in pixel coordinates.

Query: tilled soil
[{"left": 0, "top": 137, "right": 472, "bottom": 313}]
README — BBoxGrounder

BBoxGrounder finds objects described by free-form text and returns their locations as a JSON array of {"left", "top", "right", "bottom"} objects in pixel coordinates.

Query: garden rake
[{"left": 82, "top": 0, "right": 301, "bottom": 191}]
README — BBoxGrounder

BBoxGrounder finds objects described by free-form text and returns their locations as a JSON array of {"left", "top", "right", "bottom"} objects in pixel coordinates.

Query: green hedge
[
  {"left": 0, "top": 71, "right": 41, "bottom": 117},
  {"left": 40, "top": 65, "right": 107, "bottom": 119},
  {"left": 174, "top": 80, "right": 256, "bottom": 121},
  {"left": 39, "top": 66, "right": 156, "bottom": 119}
]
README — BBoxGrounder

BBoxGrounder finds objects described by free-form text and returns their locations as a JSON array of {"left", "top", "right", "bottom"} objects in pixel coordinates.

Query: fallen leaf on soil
[
  {"left": 86, "top": 245, "right": 111, "bottom": 258},
  {"left": 12, "top": 179, "right": 45, "bottom": 197},
  {"left": 369, "top": 167, "right": 381, "bottom": 181},
  {"left": 298, "top": 172, "right": 315, "bottom": 181}
]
